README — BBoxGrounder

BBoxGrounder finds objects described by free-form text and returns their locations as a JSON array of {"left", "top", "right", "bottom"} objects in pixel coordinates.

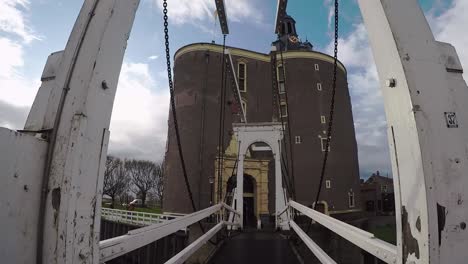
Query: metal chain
[
  {"left": 278, "top": 40, "right": 297, "bottom": 201},
  {"left": 162, "top": 0, "right": 199, "bottom": 217},
  {"left": 271, "top": 46, "right": 295, "bottom": 203},
  {"left": 217, "top": 35, "right": 227, "bottom": 205},
  {"left": 271, "top": 52, "right": 279, "bottom": 120},
  {"left": 308, "top": 0, "right": 339, "bottom": 232}
]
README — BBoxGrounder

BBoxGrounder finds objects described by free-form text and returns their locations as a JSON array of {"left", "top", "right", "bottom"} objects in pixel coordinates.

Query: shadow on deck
[{"left": 209, "top": 230, "right": 300, "bottom": 264}]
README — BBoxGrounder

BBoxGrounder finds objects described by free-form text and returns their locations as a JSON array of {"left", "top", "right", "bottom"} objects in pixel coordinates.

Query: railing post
[
  {"left": 235, "top": 154, "right": 245, "bottom": 229},
  {"left": 274, "top": 147, "right": 289, "bottom": 230}
]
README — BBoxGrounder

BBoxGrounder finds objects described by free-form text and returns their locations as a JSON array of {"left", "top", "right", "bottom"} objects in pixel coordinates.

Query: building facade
[
  {"left": 163, "top": 15, "right": 361, "bottom": 224},
  {"left": 361, "top": 171, "right": 395, "bottom": 215}
]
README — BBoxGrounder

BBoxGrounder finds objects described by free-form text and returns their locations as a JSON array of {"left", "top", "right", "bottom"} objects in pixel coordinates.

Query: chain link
[
  {"left": 217, "top": 35, "right": 227, "bottom": 204},
  {"left": 162, "top": 0, "right": 199, "bottom": 216}
]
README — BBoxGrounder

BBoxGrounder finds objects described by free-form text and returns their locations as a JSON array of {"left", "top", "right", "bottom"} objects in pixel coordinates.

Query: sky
[{"left": 0, "top": 0, "right": 467, "bottom": 179}]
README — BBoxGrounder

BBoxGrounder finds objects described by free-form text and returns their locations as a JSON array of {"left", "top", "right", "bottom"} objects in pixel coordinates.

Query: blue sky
[{"left": 1, "top": 0, "right": 467, "bottom": 179}]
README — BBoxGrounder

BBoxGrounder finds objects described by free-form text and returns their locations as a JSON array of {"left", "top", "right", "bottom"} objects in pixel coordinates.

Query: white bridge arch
[{"left": 233, "top": 122, "right": 290, "bottom": 230}]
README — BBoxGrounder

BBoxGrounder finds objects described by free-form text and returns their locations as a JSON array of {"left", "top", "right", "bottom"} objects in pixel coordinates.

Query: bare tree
[
  {"left": 152, "top": 163, "right": 165, "bottom": 208},
  {"left": 103, "top": 156, "right": 129, "bottom": 207},
  {"left": 126, "top": 159, "right": 157, "bottom": 207}
]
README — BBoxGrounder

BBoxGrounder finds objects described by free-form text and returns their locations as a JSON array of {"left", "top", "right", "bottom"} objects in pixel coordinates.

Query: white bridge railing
[
  {"left": 101, "top": 207, "right": 184, "bottom": 226},
  {"left": 287, "top": 200, "right": 397, "bottom": 264},
  {"left": 99, "top": 203, "right": 240, "bottom": 263}
]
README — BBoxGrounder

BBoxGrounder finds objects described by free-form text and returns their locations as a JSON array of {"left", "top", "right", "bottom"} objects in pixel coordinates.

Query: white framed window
[
  {"left": 381, "top": 185, "right": 388, "bottom": 193},
  {"left": 238, "top": 62, "right": 247, "bottom": 92},
  {"left": 317, "top": 83, "right": 322, "bottom": 91},
  {"left": 326, "top": 180, "right": 331, "bottom": 189},
  {"left": 349, "top": 191, "right": 355, "bottom": 208},
  {"left": 315, "top": 64, "right": 320, "bottom": 71},
  {"left": 295, "top": 136, "right": 302, "bottom": 144},
  {"left": 321, "top": 115, "right": 326, "bottom": 124},
  {"left": 277, "top": 65, "right": 286, "bottom": 94},
  {"left": 280, "top": 102, "right": 288, "bottom": 117},
  {"left": 279, "top": 82, "right": 285, "bottom": 93},
  {"left": 320, "top": 137, "right": 331, "bottom": 152}
]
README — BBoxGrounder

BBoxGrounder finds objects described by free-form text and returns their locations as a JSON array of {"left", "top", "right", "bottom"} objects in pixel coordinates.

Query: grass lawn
[
  {"left": 102, "top": 203, "right": 162, "bottom": 214},
  {"left": 372, "top": 225, "right": 397, "bottom": 245}
]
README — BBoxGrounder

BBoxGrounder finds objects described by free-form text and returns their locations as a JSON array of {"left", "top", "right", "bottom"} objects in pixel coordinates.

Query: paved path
[{"left": 209, "top": 231, "right": 299, "bottom": 264}]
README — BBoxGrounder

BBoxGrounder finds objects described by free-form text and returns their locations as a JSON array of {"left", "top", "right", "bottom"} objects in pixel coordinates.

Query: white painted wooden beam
[
  {"left": 358, "top": 0, "right": 468, "bottom": 262},
  {"left": 290, "top": 201, "right": 397, "bottom": 264},
  {"left": 99, "top": 204, "right": 223, "bottom": 262},
  {"left": 165, "top": 222, "right": 225, "bottom": 264},
  {"left": 289, "top": 220, "right": 337, "bottom": 264}
]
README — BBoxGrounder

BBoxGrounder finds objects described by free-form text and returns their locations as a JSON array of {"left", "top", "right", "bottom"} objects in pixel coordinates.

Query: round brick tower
[{"left": 163, "top": 15, "right": 360, "bottom": 216}]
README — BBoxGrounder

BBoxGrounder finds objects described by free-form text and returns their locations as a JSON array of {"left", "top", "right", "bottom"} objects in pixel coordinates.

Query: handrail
[
  {"left": 289, "top": 200, "right": 397, "bottom": 264},
  {"left": 165, "top": 222, "right": 225, "bottom": 264},
  {"left": 290, "top": 201, "right": 373, "bottom": 238},
  {"left": 99, "top": 203, "right": 240, "bottom": 262},
  {"left": 101, "top": 208, "right": 181, "bottom": 226},
  {"left": 289, "top": 220, "right": 337, "bottom": 264},
  {"left": 220, "top": 202, "right": 240, "bottom": 215}
]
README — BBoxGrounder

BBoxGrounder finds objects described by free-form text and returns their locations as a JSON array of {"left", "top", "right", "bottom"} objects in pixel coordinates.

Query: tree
[
  {"left": 103, "top": 156, "right": 129, "bottom": 207},
  {"left": 126, "top": 159, "right": 157, "bottom": 207},
  {"left": 152, "top": 163, "right": 165, "bottom": 207}
]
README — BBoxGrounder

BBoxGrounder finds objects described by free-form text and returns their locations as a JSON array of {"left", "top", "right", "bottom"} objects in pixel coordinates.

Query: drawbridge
[{"left": 1, "top": 0, "right": 468, "bottom": 263}]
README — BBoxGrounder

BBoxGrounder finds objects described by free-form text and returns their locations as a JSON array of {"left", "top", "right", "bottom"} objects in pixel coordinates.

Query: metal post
[
  {"left": 274, "top": 145, "right": 288, "bottom": 230},
  {"left": 235, "top": 152, "right": 245, "bottom": 229}
]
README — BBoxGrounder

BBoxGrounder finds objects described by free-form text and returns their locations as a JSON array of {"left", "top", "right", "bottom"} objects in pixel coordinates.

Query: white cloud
[
  {"left": 148, "top": 55, "right": 159, "bottom": 60},
  {"left": 324, "top": 23, "right": 391, "bottom": 177},
  {"left": 0, "top": 0, "right": 169, "bottom": 162},
  {"left": 0, "top": 0, "right": 39, "bottom": 43},
  {"left": 0, "top": 0, "right": 40, "bottom": 123},
  {"left": 0, "top": 37, "right": 39, "bottom": 108},
  {"left": 154, "top": 0, "right": 263, "bottom": 26},
  {"left": 322, "top": 0, "right": 334, "bottom": 33},
  {"left": 326, "top": 0, "right": 468, "bottom": 178},
  {"left": 109, "top": 62, "right": 170, "bottom": 162},
  {"left": 430, "top": 0, "right": 468, "bottom": 80}
]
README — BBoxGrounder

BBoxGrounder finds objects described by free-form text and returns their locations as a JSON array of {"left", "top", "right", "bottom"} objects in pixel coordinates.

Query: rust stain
[
  {"left": 437, "top": 203, "right": 447, "bottom": 246},
  {"left": 457, "top": 194, "right": 463, "bottom": 205},
  {"left": 52, "top": 188, "right": 61, "bottom": 227},
  {"left": 402, "top": 206, "right": 420, "bottom": 263},
  {"left": 416, "top": 216, "right": 421, "bottom": 232},
  {"left": 52, "top": 188, "right": 61, "bottom": 210}
]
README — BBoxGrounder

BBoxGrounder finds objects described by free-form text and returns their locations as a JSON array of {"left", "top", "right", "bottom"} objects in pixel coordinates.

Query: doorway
[
  {"left": 243, "top": 174, "right": 256, "bottom": 227},
  {"left": 226, "top": 174, "right": 257, "bottom": 228}
]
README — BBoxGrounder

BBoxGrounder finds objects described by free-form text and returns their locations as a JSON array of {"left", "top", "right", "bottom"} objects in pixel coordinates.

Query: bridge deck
[{"left": 209, "top": 231, "right": 299, "bottom": 264}]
